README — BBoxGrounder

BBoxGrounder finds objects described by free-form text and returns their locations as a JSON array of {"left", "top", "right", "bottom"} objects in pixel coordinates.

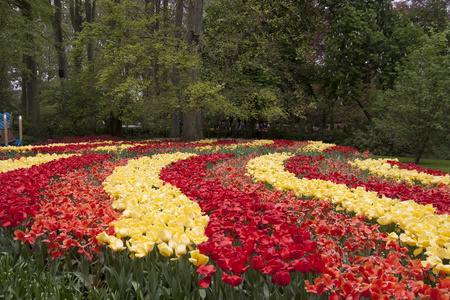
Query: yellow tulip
[
  {"left": 175, "top": 244, "right": 187, "bottom": 257},
  {"left": 413, "top": 248, "right": 423, "bottom": 256},
  {"left": 377, "top": 214, "right": 393, "bottom": 226},
  {"left": 96, "top": 232, "right": 110, "bottom": 244},
  {"left": 436, "top": 263, "right": 450, "bottom": 274},
  {"left": 158, "top": 243, "right": 173, "bottom": 258},
  {"left": 189, "top": 249, "right": 209, "bottom": 266},
  {"left": 108, "top": 236, "right": 126, "bottom": 252},
  {"left": 157, "top": 229, "right": 172, "bottom": 243},
  {"left": 388, "top": 232, "right": 399, "bottom": 241}
]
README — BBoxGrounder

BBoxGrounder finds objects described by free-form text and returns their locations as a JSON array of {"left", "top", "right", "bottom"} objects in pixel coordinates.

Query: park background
[{"left": 1, "top": 0, "right": 450, "bottom": 164}]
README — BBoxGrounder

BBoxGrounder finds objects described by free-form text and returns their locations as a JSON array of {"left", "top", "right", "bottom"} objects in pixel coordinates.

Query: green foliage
[
  {"left": 396, "top": 0, "right": 450, "bottom": 34},
  {"left": 38, "top": 77, "right": 102, "bottom": 136},
  {"left": 319, "top": 0, "right": 422, "bottom": 123},
  {"left": 0, "top": 0, "right": 52, "bottom": 112},
  {"left": 185, "top": 81, "right": 230, "bottom": 116},
  {"left": 343, "top": 125, "right": 410, "bottom": 157},
  {"left": 375, "top": 29, "right": 450, "bottom": 163},
  {"left": 203, "top": 0, "right": 319, "bottom": 125},
  {"left": 69, "top": 0, "right": 204, "bottom": 137},
  {"left": 323, "top": 2, "right": 384, "bottom": 98}
]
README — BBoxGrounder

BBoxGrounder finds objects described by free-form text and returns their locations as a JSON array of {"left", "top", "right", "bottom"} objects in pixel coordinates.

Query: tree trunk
[
  {"left": 170, "top": 109, "right": 181, "bottom": 137},
  {"left": 414, "top": 135, "right": 430, "bottom": 165},
  {"left": 20, "top": 59, "right": 27, "bottom": 115},
  {"left": 169, "top": 0, "right": 184, "bottom": 138},
  {"left": 85, "top": 0, "right": 96, "bottom": 63},
  {"left": 19, "top": 1, "right": 40, "bottom": 130},
  {"left": 181, "top": 0, "right": 204, "bottom": 142},
  {"left": 181, "top": 107, "right": 203, "bottom": 141},
  {"left": 70, "top": 0, "right": 83, "bottom": 73},
  {"left": 109, "top": 113, "right": 122, "bottom": 136},
  {"left": 247, "top": 118, "right": 256, "bottom": 139},
  {"left": 52, "top": 0, "right": 67, "bottom": 80},
  {"left": 25, "top": 56, "right": 39, "bottom": 126}
]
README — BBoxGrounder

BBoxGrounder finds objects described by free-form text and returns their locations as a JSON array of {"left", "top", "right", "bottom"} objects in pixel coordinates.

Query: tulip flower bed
[{"left": 1, "top": 138, "right": 450, "bottom": 299}]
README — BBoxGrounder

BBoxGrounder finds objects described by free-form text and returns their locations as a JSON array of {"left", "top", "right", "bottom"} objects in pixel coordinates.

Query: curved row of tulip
[
  {"left": 159, "top": 150, "right": 450, "bottom": 298},
  {"left": 98, "top": 152, "right": 210, "bottom": 263},
  {"left": 2, "top": 138, "right": 450, "bottom": 298},
  {"left": 351, "top": 158, "right": 450, "bottom": 186},
  {"left": 0, "top": 153, "right": 77, "bottom": 173},
  {"left": 247, "top": 153, "right": 450, "bottom": 275}
]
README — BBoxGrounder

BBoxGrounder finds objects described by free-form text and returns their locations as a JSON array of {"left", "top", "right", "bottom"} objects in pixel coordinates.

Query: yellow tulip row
[
  {"left": 0, "top": 153, "right": 77, "bottom": 173},
  {"left": 0, "top": 140, "right": 117, "bottom": 153},
  {"left": 247, "top": 153, "right": 450, "bottom": 275},
  {"left": 191, "top": 139, "right": 217, "bottom": 144},
  {"left": 351, "top": 158, "right": 450, "bottom": 186},
  {"left": 301, "top": 141, "right": 335, "bottom": 152},
  {"left": 97, "top": 153, "right": 210, "bottom": 265},
  {"left": 194, "top": 139, "right": 274, "bottom": 152},
  {"left": 93, "top": 143, "right": 146, "bottom": 152}
]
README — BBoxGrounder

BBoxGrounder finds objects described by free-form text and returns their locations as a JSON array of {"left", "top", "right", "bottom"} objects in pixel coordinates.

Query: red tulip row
[
  {"left": 125, "top": 139, "right": 241, "bottom": 156},
  {"left": 33, "top": 135, "right": 121, "bottom": 145},
  {"left": 323, "top": 145, "right": 371, "bottom": 158},
  {"left": 285, "top": 154, "right": 450, "bottom": 215},
  {"left": 5, "top": 154, "right": 132, "bottom": 261},
  {"left": 385, "top": 160, "right": 449, "bottom": 177},
  {"left": 1, "top": 154, "right": 114, "bottom": 228},
  {"left": 160, "top": 153, "right": 450, "bottom": 299},
  {"left": 15, "top": 157, "right": 129, "bottom": 260},
  {"left": 3, "top": 138, "right": 450, "bottom": 298}
]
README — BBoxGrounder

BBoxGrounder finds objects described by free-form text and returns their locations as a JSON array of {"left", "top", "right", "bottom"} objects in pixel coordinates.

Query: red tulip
[
  {"left": 271, "top": 270, "right": 290, "bottom": 286},
  {"left": 291, "top": 258, "right": 311, "bottom": 274},
  {"left": 199, "top": 276, "right": 212, "bottom": 289},
  {"left": 197, "top": 265, "right": 216, "bottom": 276},
  {"left": 221, "top": 272, "right": 242, "bottom": 286},
  {"left": 251, "top": 256, "right": 264, "bottom": 270}
]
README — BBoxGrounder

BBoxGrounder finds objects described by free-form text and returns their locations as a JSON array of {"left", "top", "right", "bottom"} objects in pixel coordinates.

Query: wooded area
[{"left": 1, "top": 0, "right": 449, "bottom": 162}]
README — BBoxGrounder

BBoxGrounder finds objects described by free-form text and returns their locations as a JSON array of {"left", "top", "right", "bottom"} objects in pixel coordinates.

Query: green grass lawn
[{"left": 372, "top": 155, "right": 450, "bottom": 173}]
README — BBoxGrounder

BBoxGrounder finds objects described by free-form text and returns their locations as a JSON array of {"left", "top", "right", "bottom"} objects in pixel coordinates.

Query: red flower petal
[
  {"left": 221, "top": 272, "right": 242, "bottom": 286},
  {"left": 197, "top": 265, "right": 216, "bottom": 276},
  {"left": 199, "top": 276, "right": 212, "bottom": 289}
]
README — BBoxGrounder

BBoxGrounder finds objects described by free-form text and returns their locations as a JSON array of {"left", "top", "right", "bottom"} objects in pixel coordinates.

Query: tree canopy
[
  {"left": 375, "top": 29, "right": 450, "bottom": 163},
  {"left": 0, "top": 0, "right": 449, "bottom": 159}
]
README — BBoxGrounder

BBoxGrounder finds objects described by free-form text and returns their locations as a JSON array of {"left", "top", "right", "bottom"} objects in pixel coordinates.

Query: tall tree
[
  {"left": 320, "top": 0, "right": 403, "bottom": 124},
  {"left": 170, "top": 0, "right": 184, "bottom": 138},
  {"left": 203, "top": 0, "right": 320, "bottom": 136},
  {"left": 85, "top": 0, "right": 96, "bottom": 63},
  {"left": 52, "top": 0, "right": 67, "bottom": 80},
  {"left": 0, "top": 0, "right": 26, "bottom": 110},
  {"left": 181, "top": 0, "right": 204, "bottom": 141},
  {"left": 16, "top": 0, "right": 52, "bottom": 130},
  {"left": 395, "top": 0, "right": 450, "bottom": 33},
  {"left": 376, "top": 30, "right": 450, "bottom": 164},
  {"left": 70, "top": 0, "right": 84, "bottom": 73}
]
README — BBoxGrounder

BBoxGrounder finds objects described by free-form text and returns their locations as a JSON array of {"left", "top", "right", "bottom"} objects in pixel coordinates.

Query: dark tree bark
[
  {"left": 181, "top": 0, "right": 204, "bottom": 142},
  {"left": 109, "top": 113, "right": 123, "bottom": 136},
  {"left": 52, "top": 0, "right": 67, "bottom": 80},
  {"left": 170, "top": 109, "right": 182, "bottom": 137},
  {"left": 85, "top": 0, "right": 96, "bottom": 63},
  {"left": 70, "top": 0, "right": 83, "bottom": 72},
  {"left": 170, "top": 0, "right": 184, "bottom": 138},
  {"left": 18, "top": 1, "right": 39, "bottom": 128},
  {"left": 247, "top": 118, "right": 256, "bottom": 139}
]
